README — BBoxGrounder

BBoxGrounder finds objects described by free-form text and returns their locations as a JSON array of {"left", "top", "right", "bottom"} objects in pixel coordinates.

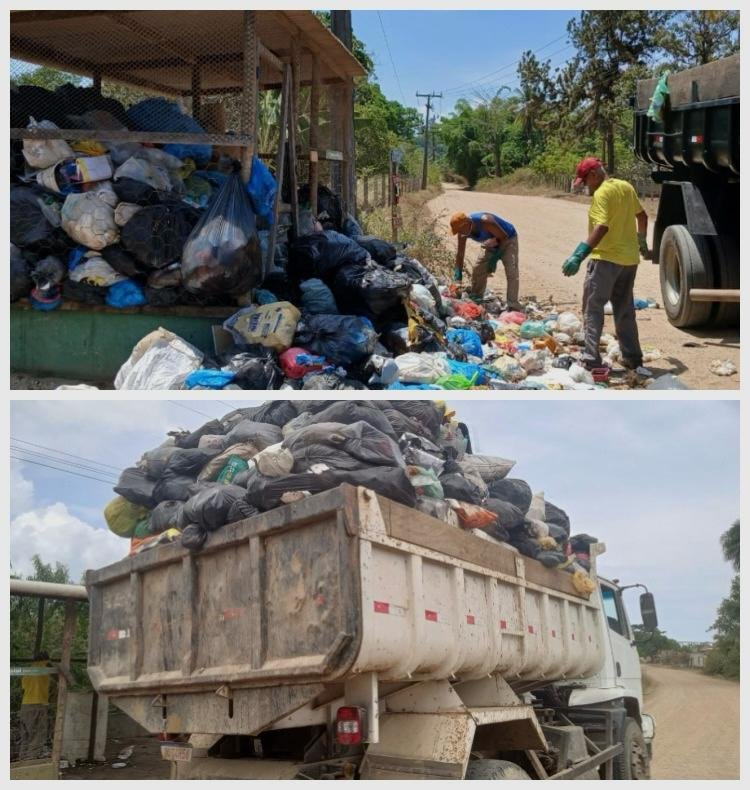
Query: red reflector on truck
[
  {"left": 373, "top": 601, "right": 389, "bottom": 614},
  {"left": 528, "top": 625, "right": 535, "bottom": 634},
  {"left": 425, "top": 610, "right": 438, "bottom": 622},
  {"left": 500, "top": 619, "right": 507, "bottom": 630},
  {"left": 336, "top": 706, "right": 364, "bottom": 745},
  {"left": 466, "top": 614, "right": 475, "bottom": 625}
]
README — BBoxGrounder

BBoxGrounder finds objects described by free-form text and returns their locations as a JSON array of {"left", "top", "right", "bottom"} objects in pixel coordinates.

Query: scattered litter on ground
[
  {"left": 117, "top": 746, "right": 134, "bottom": 761},
  {"left": 709, "top": 359, "right": 737, "bottom": 376}
]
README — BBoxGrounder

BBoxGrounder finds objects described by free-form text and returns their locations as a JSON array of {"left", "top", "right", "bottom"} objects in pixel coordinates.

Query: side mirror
[{"left": 640, "top": 592, "right": 658, "bottom": 631}]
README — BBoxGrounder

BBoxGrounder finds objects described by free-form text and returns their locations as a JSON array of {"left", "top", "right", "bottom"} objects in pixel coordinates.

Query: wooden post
[
  {"left": 267, "top": 65, "right": 292, "bottom": 272},
  {"left": 50, "top": 600, "right": 77, "bottom": 775},
  {"left": 33, "top": 597, "right": 45, "bottom": 657},
  {"left": 342, "top": 79, "right": 355, "bottom": 215},
  {"left": 287, "top": 60, "right": 300, "bottom": 237},
  {"left": 382, "top": 173, "right": 388, "bottom": 207},
  {"left": 308, "top": 54, "right": 321, "bottom": 219},
  {"left": 240, "top": 11, "right": 258, "bottom": 184}
]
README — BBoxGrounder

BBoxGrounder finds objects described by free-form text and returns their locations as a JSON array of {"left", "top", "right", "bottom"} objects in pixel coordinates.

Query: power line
[
  {"left": 168, "top": 401, "right": 220, "bottom": 420},
  {"left": 10, "top": 437, "right": 123, "bottom": 471},
  {"left": 441, "top": 33, "right": 571, "bottom": 96},
  {"left": 10, "top": 446, "right": 120, "bottom": 479},
  {"left": 10, "top": 455, "right": 118, "bottom": 487},
  {"left": 377, "top": 11, "right": 407, "bottom": 104}
]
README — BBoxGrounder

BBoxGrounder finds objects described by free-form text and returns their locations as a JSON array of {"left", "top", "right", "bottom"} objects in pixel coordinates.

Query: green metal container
[{"left": 10, "top": 302, "right": 235, "bottom": 384}]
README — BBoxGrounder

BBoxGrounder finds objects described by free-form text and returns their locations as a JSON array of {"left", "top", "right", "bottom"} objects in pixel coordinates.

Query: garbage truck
[
  {"left": 632, "top": 53, "right": 739, "bottom": 328},
  {"left": 86, "top": 484, "right": 657, "bottom": 779}
]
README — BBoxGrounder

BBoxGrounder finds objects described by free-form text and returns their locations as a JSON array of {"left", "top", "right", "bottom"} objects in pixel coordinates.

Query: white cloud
[
  {"left": 10, "top": 462, "right": 35, "bottom": 517},
  {"left": 10, "top": 503, "right": 126, "bottom": 582}
]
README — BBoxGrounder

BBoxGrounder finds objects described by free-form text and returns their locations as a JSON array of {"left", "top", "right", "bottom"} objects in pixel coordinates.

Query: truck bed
[{"left": 86, "top": 485, "right": 604, "bottom": 735}]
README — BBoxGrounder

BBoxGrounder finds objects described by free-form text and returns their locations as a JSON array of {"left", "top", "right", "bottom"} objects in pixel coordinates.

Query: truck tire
[
  {"left": 659, "top": 225, "right": 713, "bottom": 328},
  {"left": 614, "top": 718, "right": 650, "bottom": 780},
  {"left": 708, "top": 235, "right": 740, "bottom": 327},
  {"left": 466, "top": 759, "right": 531, "bottom": 780}
]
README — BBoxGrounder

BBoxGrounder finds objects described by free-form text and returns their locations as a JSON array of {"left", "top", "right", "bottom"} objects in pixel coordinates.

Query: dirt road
[
  {"left": 429, "top": 185, "right": 739, "bottom": 390},
  {"left": 642, "top": 664, "right": 739, "bottom": 779}
]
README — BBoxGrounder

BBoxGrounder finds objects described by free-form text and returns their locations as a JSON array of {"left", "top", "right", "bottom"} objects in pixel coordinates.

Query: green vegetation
[
  {"left": 631, "top": 626, "right": 688, "bottom": 662},
  {"left": 434, "top": 10, "right": 739, "bottom": 188},
  {"left": 704, "top": 520, "right": 740, "bottom": 679}
]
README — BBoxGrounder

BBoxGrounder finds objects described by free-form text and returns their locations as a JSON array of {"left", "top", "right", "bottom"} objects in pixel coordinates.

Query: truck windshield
[{"left": 601, "top": 586, "right": 625, "bottom": 636}]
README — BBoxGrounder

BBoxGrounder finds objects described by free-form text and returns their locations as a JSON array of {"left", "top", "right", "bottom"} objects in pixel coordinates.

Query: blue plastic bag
[
  {"left": 126, "top": 98, "right": 211, "bottom": 165},
  {"left": 106, "top": 279, "right": 146, "bottom": 308},
  {"left": 387, "top": 382, "right": 441, "bottom": 390},
  {"left": 246, "top": 156, "right": 276, "bottom": 225},
  {"left": 184, "top": 369, "right": 236, "bottom": 389},
  {"left": 447, "top": 358, "right": 486, "bottom": 385},
  {"left": 446, "top": 328, "right": 483, "bottom": 358},
  {"left": 255, "top": 289, "right": 278, "bottom": 305},
  {"left": 67, "top": 245, "right": 87, "bottom": 272},
  {"left": 294, "top": 314, "right": 377, "bottom": 367},
  {"left": 299, "top": 278, "right": 338, "bottom": 314}
]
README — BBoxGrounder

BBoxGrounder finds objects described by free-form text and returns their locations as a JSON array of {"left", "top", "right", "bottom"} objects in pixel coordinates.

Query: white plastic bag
[
  {"left": 568, "top": 363, "right": 595, "bottom": 385},
  {"left": 23, "top": 118, "right": 74, "bottom": 169},
  {"left": 115, "top": 328, "right": 203, "bottom": 390},
  {"left": 394, "top": 352, "right": 450, "bottom": 383},
  {"left": 526, "top": 490, "right": 549, "bottom": 538},
  {"left": 114, "top": 202, "right": 143, "bottom": 227},
  {"left": 61, "top": 192, "right": 119, "bottom": 250},
  {"left": 114, "top": 156, "right": 172, "bottom": 191},
  {"left": 253, "top": 442, "right": 294, "bottom": 477},
  {"left": 410, "top": 283, "right": 436, "bottom": 312},
  {"left": 458, "top": 453, "right": 516, "bottom": 483},
  {"left": 556, "top": 311, "right": 582, "bottom": 335},
  {"left": 69, "top": 255, "right": 127, "bottom": 287}
]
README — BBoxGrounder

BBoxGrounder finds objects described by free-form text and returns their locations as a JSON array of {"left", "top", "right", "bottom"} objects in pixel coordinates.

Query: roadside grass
[{"left": 359, "top": 184, "right": 455, "bottom": 280}]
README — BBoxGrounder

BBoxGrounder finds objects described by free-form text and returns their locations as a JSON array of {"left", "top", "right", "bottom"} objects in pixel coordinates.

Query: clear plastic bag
[{"left": 182, "top": 172, "right": 263, "bottom": 296}]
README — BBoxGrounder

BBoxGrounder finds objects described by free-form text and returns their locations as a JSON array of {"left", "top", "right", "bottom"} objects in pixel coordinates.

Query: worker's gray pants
[
  {"left": 581, "top": 259, "right": 642, "bottom": 367},
  {"left": 18, "top": 704, "right": 48, "bottom": 760},
  {"left": 469, "top": 235, "right": 520, "bottom": 306}
]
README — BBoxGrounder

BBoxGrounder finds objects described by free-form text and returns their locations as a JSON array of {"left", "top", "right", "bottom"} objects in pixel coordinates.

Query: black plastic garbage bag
[
  {"left": 487, "top": 478, "right": 532, "bottom": 513},
  {"left": 570, "top": 533, "right": 598, "bottom": 552},
  {"left": 389, "top": 401, "right": 445, "bottom": 439},
  {"left": 183, "top": 484, "right": 248, "bottom": 531},
  {"left": 112, "top": 177, "right": 172, "bottom": 206},
  {"left": 114, "top": 467, "right": 157, "bottom": 508},
  {"left": 439, "top": 472, "right": 486, "bottom": 505},
  {"left": 224, "top": 420, "right": 282, "bottom": 449},
  {"left": 164, "top": 448, "right": 214, "bottom": 478},
  {"left": 181, "top": 523, "right": 208, "bottom": 551},
  {"left": 288, "top": 231, "right": 369, "bottom": 280},
  {"left": 301, "top": 372, "right": 346, "bottom": 390},
  {"left": 300, "top": 401, "right": 397, "bottom": 439},
  {"left": 149, "top": 500, "right": 185, "bottom": 534},
  {"left": 354, "top": 235, "right": 398, "bottom": 264},
  {"left": 295, "top": 314, "right": 377, "bottom": 367},
  {"left": 152, "top": 472, "right": 196, "bottom": 503},
  {"left": 298, "top": 183, "right": 343, "bottom": 231},
  {"left": 484, "top": 498, "right": 525, "bottom": 531},
  {"left": 31, "top": 256, "right": 65, "bottom": 295},
  {"left": 240, "top": 400, "right": 299, "bottom": 427},
  {"left": 342, "top": 213, "right": 364, "bottom": 238},
  {"left": 332, "top": 261, "right": 412, "bottom": 316},
  {"left": 144, "top": 285, "right": 183, "bottom": 307},
  {"left": 223, "top": 352, "right": 283, "bottom": 390},
  {"left": 226, "top": 497, "right": 260, "bottom": 523},
  {"left": 545, "top": 501, "right": 571, "bottom": 535},
  {"left": 299, "top": 278, "right": 338, "bottom": 314},
  {"left": 121, "top": 202, "right": 200, "bottom": 269},
  {"left": 100, "top": 244, "right": 144, "bottom": 278},
  {"left": 537, "top": 550, "right": 567, "bottom": 568},
  {"left": 546, "top": 523, "right": 568, "bottom": 545},
  {"left": 284, "top": 420, "right": 402, "bottom": 470},
  {"left": 182, "top": 172, "right": 263, "bottom": 295},
  {"left": 173, "top": 419, "right": 224, "bottom": 449},
  {"left": 10, "top": 187, "right": 59, "bottom": 248},
  {"left": 10, "top": 245, "right": 32, "bottom": 302},
  {"left": 384, "top": 254, "right": 440, "bottom": 290},
  {"left": 61, "top": 279, "right": 107, "bottom": 305}
]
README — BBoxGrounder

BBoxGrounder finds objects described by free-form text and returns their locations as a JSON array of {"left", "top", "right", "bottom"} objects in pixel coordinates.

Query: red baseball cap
[{"left": 573, "top": 157, "right": 603, "bottom": 187}]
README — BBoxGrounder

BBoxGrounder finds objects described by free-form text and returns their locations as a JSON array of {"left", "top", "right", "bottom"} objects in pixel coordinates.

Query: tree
[
  {"left": 437, "top": 99, "right": 485, "bottom": 187},
  {"left": 14, "top": 65, "right": 83, "bottom": 90},
  {"left": 657, "top": 10, "right": 740, "bottom": 69},
  {"left": 631, "top": 625, "right": 685, "bottom": 661},
  {"left": 565, "top": 10, "right": 672, "bottom": 172},
  {"left": 472, "top": 87, "right": 514, "bottom": 178},
  {"left": 704, "top": 519, "right": 740, "bottom": 679}
]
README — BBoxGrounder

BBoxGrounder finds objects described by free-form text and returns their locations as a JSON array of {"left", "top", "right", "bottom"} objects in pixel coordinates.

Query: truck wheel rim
[{"left": 663, "top": 245, "right": 682, "bottom": 307}]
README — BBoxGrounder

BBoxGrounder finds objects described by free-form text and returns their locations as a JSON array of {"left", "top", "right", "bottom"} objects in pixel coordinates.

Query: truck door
[{"left": 600, "top": 584, "right": 643, "bottom": 705}]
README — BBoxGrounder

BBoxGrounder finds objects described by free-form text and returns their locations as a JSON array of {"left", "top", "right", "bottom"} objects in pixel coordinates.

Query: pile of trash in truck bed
[{"left": 104, "top": 400, "right": 597, "bottom": 592}]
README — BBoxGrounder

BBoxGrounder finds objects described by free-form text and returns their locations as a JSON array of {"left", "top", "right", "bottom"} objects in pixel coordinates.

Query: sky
[
  {"left": 351, "top": 9, "right": 578, "bottom": 116},
  {"left": 9, "top": 397, "right": 738, "bottom": 643}
]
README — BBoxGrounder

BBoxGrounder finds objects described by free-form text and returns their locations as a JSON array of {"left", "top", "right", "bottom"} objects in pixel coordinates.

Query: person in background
[
  {"left": 18, "top": 650, "right": 51, "bottom": 760},
  {"left": 561, "top": 157, "right": 651, "bottom": 372},
  {"left": 449, "top": 211, "right": 521, "bottom": 309}
]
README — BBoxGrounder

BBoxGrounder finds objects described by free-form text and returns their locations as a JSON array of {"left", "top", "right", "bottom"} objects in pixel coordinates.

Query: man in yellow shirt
[
  {"left": 19, "top": 651, "right": 51, "bottom": 760},
  {"left": 561, "top": 157, "right": 651, "bottom": 370}
]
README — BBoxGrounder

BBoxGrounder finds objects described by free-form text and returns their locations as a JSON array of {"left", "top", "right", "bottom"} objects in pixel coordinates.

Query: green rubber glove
[
  {"left": 638, "top": 233, "right": 651, "bottom": 260},
  {"left": 486, "top": 248, "right": 502, "bottom": 274},
  {"left": 452, "top": 266, "right": 463, "bottom": 283},
  {"left": 562, "top": 242, "right": 592, "bottom": 277}
]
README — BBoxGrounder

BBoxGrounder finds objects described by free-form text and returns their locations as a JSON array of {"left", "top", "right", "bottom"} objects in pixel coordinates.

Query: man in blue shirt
[{"left": 450, "top": 211, "right": 521, "bottom": 308}]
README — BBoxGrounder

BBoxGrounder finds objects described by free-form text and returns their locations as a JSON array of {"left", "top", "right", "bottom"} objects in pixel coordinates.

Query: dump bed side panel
[{"left": 87, "top": 487, "right": 364, "bottom": 698}]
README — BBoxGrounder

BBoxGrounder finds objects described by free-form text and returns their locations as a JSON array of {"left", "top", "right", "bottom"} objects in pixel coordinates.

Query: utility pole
[
  {"left": 417, "top": 91, "right": 441, "bottom": 190},
  {"left": 330, "top": 11, "right": 356, "bottom": 213}
]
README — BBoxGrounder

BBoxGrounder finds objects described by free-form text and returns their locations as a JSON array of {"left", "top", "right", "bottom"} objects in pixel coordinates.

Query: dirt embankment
[
  {"left": 642, "top": 664, "right": 739, "bottom": 779},
  {"left": 429, "top": 185, "right": 739, "bottom": 390}
]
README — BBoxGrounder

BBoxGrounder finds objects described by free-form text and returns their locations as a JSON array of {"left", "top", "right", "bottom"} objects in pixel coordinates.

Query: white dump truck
[{"left": 86, "top": 484, "right": 657, "bottom": 779}]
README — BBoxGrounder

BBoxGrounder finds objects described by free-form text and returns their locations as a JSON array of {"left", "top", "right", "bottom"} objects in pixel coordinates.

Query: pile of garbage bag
[{"left": 104, "top": 399, "right": 597, "bottom": 588}]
